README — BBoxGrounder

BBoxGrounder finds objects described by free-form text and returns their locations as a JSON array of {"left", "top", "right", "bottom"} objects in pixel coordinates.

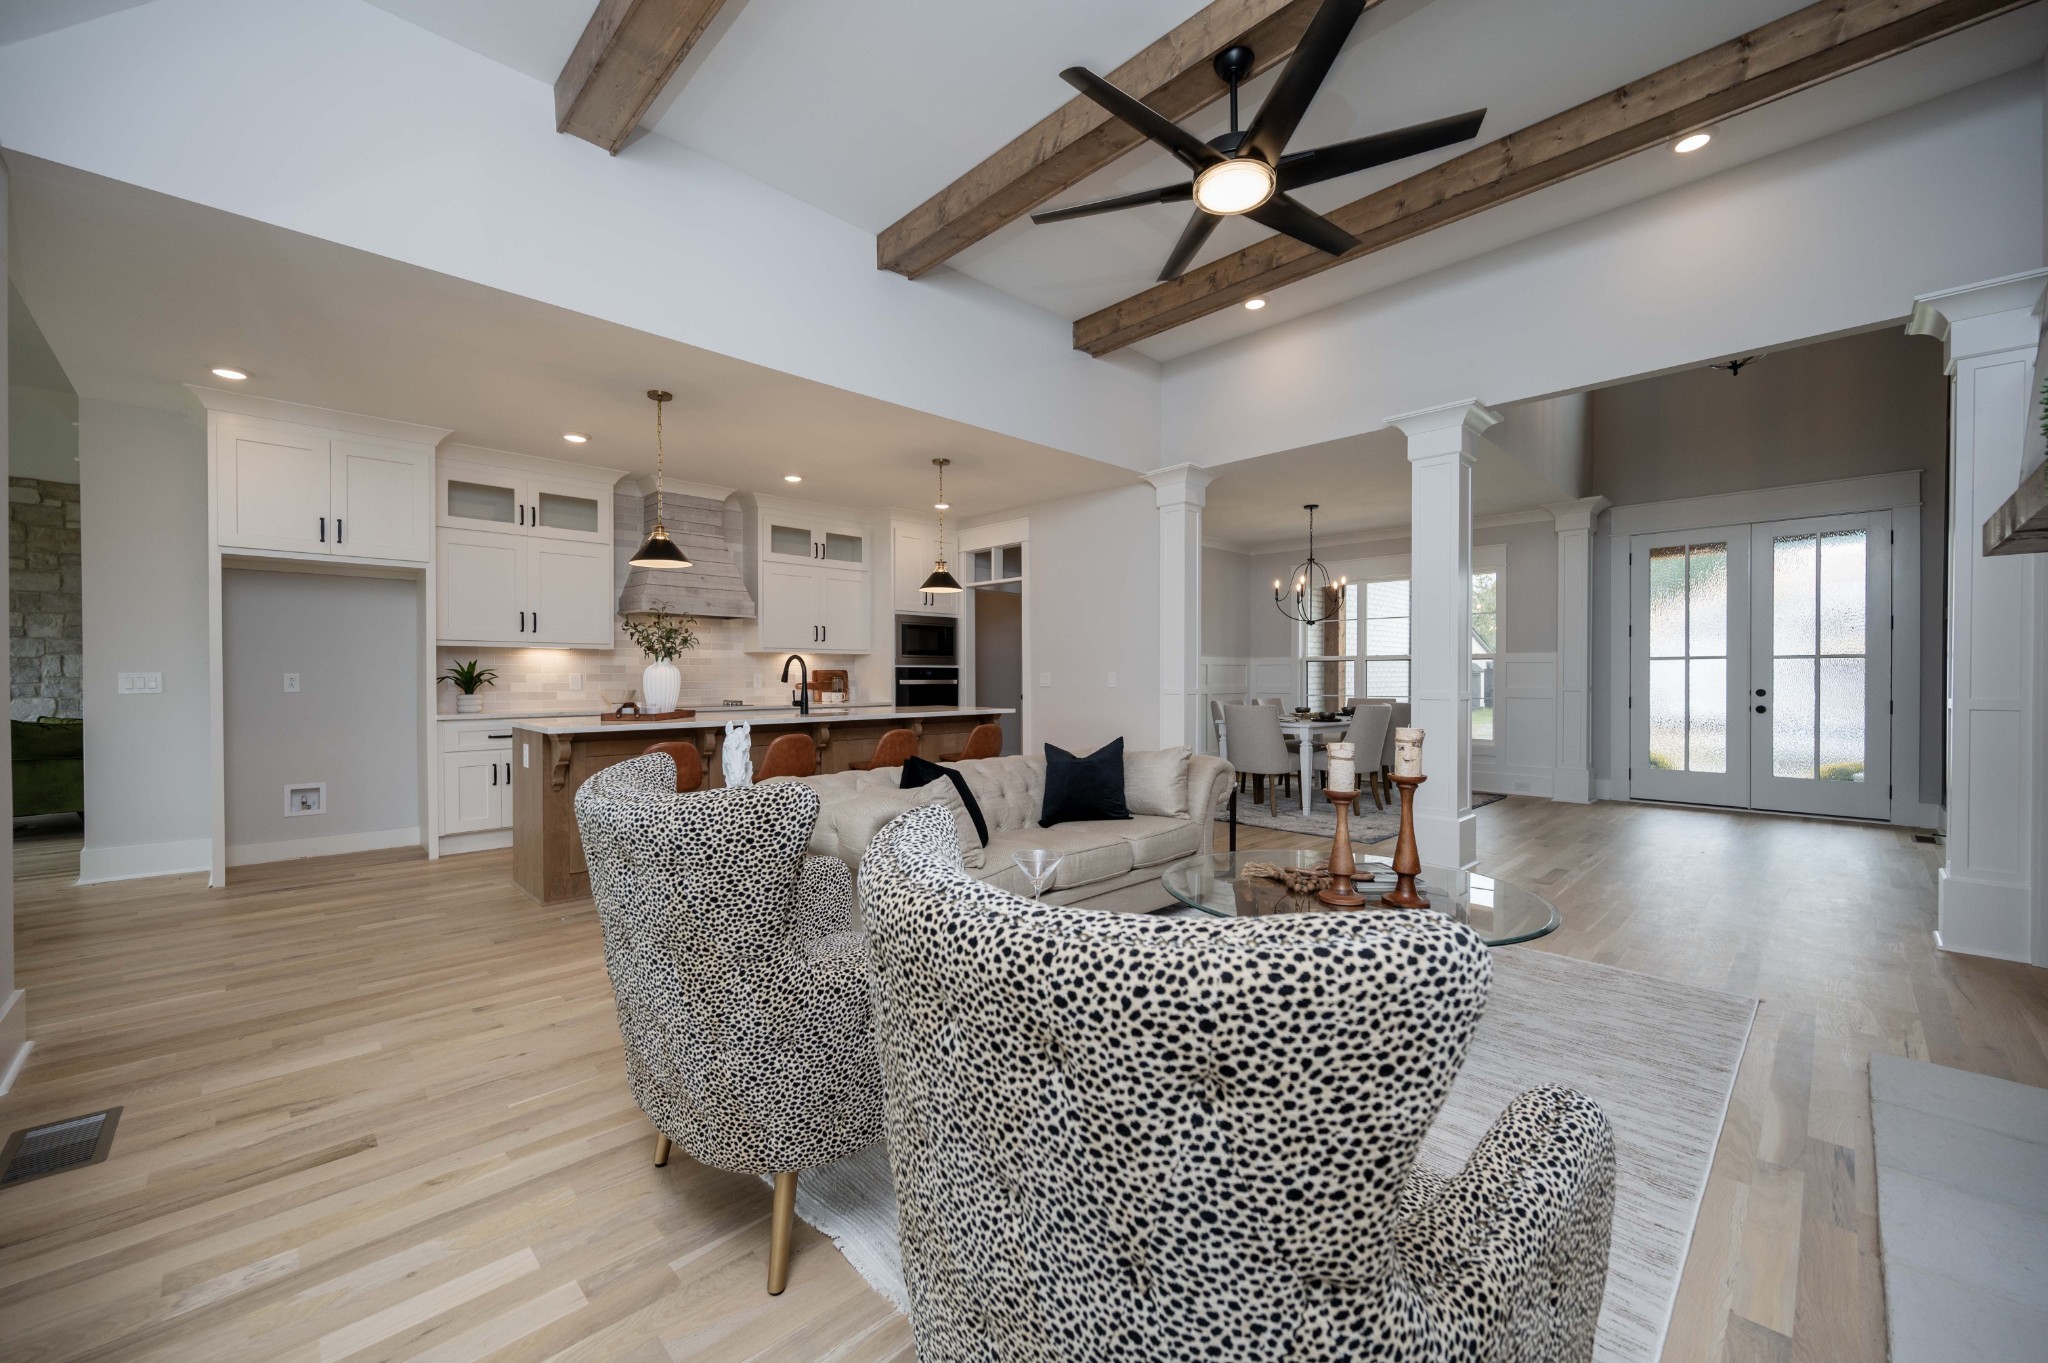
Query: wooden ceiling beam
[
  {"left": 555, "top": 0, "right": 733, "bottom": 154},
  {"left": 877, "top": 0, "right": 1376, "bottom": 280},
  {"left": 1073, "top": 0, "right": 2039, "bottom": 356}
]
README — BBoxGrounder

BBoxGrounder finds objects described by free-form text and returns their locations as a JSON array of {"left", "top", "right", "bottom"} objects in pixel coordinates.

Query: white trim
[
  {"left": 228, "top": 825, "right": 423, "bottom": 868},
  {"left": 1474, "top": 507, "right": 1555, "bottom": 530},
  {"left": 440, "top": 443, "right": 628, "bottom": 487},
  {"left": 1472, "top": 762, "right": 1556, "bottom": 798},
  {"left": 1603, "top": 471, "right": 1920, "bottom": 538},
  {"left": 187, "top": 385, "right": 452, "bottom": 447},
  {"left": 0, "top": 990, "right": 28, "bottom": 1097},
  {"left": 438, "top": 828, "right": 513, "bottom": 856},
  {"left": 78, "top": 838, "right": 213, "bottom": 885},
  {"left": 961, "top": 518, "right": 1030, "bottom": 553}
]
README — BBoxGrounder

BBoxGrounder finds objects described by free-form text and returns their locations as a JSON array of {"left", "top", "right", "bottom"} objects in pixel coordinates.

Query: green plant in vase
[
  {"left": 622, "top": 605, "right": 699, "bottom": 715},
  {"left": 439, "top": 659, "right": 498, "bottom": 714}
]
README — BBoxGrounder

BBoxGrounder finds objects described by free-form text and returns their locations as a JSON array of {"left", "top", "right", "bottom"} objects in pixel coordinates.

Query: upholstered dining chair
[
  {"left": 938, "top": 723, "right": 1001, "bottom": 762},
  {"left": 754, "top": 732, "right": 819, "bottom": 781},
  {"left": 1316, "top": 702, "right": 1394, "bottom": 808},
  {"left": 860, "top": 804, "right": 1616, "bottom": 1363},
  {"left": 574, "top": 757, "right": 883, "bottom": 1295},
  {"left": 1349, "top": 695, "right": 1411, "bottom": 780},
  {"left": 1223, "top": 703, "right": 1294, "bottom": 815},
  {"left": 850, "top": 727, "right": 918, "bottom": 771},
  {"left": 640, "top": 740, "right": 703, "bottom": 792}
]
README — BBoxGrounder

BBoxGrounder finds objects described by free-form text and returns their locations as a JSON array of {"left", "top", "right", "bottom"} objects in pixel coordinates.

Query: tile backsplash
[{"left": 436, "top": 618, "right": 864, "bottom": 715}]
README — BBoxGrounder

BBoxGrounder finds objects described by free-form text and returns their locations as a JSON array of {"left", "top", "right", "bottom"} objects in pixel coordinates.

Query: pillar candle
[
  {"left": 1325, "top": 741, "right": 1355, "bottom": 792},
  {"left": 1393, "top": 727, "right": 1425, "bottom": 777}
]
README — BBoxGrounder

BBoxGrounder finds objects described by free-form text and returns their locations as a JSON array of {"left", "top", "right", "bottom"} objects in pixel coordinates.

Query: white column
[
  {"left": 1146, "top": 464, "right": 1216, "bottom": 753},
  {"left": 1390, "top": 400, "right": 1499, "bottom": 873},
  {"left": 1907, "top": 270, "right": 2047, "bottom": 963},
  {"left": 1546, "top": 496, "right": 1608, "bottom": 804}
]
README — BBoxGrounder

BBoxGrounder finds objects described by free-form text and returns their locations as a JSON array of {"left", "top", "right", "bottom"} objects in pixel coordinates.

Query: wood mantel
[{"left": 510, "top": 708, "right": 1004, "bottom": 904}]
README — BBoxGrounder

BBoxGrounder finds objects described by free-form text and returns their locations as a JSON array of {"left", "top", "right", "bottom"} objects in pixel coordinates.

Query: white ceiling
[
  {"left": 357, "top": 0, "right": 2048, "bottom": 361},
  {"left": 3, "top": 154, "right": 1137, "bottom": 518}
]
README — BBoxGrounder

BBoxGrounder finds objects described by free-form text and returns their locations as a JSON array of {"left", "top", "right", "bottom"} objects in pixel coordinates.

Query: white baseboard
[
  {"left": 437, "top": 828, "right": 512, "bottom": 857},
  {"left": 228, "top": 826, "right": 422, "bottom": 868},
  {"left": 1473, "top": 762, "right": 1555, "bottom": 799},
  {"left": 77, "top": 838, "right": 212, "bottom": 885},
  {"left": 1935, "top": 869, "right": 2032, "bottom": 962},
  {"left": 0, "top": 989, "right": 28, "bottom": 1096}
]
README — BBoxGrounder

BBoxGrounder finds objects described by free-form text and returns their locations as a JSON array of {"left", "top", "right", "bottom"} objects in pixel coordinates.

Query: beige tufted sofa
[{"left": 793, "top": 748, "right": 1234, "bottom": 913}]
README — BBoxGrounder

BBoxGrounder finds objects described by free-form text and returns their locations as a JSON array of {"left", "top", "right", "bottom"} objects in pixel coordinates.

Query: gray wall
[
  {"left": 9, "top": 477, "right": 80, "bottom": 719},
  {"left": 1201, "top": 544, "right": 1249, "bottom": 658},
  {"left": 223, "top": 568, "right": 420, "bottom": 852},
  {"left": 78, "top": 399, "right": 212, "bottom": 871},
  {"left": 1586, "top": 326, "right": 1949, "bottom": 806}
]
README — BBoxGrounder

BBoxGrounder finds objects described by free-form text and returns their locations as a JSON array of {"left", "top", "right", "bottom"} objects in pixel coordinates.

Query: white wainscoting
[
  {"left": 1474, "top": 652, "right": 1560, "bottom": 798},
  {"left": 1197, "top": 656, "right": 1249, "bottom": 755},
  {"left": 1249, "top": 657, "right": 1299, "bottom": 706}
]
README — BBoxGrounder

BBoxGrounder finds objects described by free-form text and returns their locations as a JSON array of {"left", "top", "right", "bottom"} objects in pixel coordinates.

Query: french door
[{"left": 1629, "top": 511, "right": 1891, "bottom": 820}]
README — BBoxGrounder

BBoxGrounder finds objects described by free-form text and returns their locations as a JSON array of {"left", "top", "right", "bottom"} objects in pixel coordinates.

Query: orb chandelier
[{"left": 1272, "top": 503, "right": 1345, "bottom": 626}]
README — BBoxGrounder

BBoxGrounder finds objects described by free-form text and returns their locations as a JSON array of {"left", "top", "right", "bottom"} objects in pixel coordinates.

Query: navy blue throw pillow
[
  {"left": 1039, "top": 737, "right": 1130, "bottom": 827},
  {"left": 900, "top": 755, "right": 990, "bottom": 846}
]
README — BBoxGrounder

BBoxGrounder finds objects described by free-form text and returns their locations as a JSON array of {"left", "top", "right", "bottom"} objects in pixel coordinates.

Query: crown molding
[{"left": 186, "top": 385, "right": 452, "bottom": 448}]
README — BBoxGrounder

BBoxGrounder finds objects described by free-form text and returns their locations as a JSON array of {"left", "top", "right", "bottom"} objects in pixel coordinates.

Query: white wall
[
  {"left": 1162, "top": 70, "right": 2044, "bottom": 470},
  {"left": 1200, "top": 545, "right": 1250, "bottom": 660},
  {"left": 971, "top": 484, "right": 1161, "bottom": 756},
  {"left": 77, "top": 398, "right": 212, "bottom": 882},
  {"left": 222, "top": 569, "right": 420, "bottom": 860},
  {"left": 0, "top": 0, "right": 1159, "bottom": 473},
  {"left": 8, "top": 384, "right": 77, "bottom": 483}
]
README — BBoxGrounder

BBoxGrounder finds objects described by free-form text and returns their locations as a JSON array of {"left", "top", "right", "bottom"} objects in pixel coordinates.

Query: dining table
[{"left": 1277, "top": 716, "right": 1351, "bottom": 814}]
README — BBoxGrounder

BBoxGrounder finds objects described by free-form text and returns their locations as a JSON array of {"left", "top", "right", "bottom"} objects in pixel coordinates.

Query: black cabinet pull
[
  {"left": 491, "top": 764, "right": 498, "bottom": 786},
  {"left": 336, "top": 518, "right": 343, "bottom": 544},
  {"left": 821, "top": 625, "right": 827, "bottom": 643},
  {"left": 532, "top": 612, "right": 538, "bottom": 634},
  {"left": 1754, "top": 688, "right": 1766, "bottom": 697},
  {"left": 504, "top": 762, "right": 511, "bottom": 784},
  {"left": 518, "top": 503, "right": 525, "bottom": 526},
  {"left": 486, "top": 732, "right": 511, "bottom": 740},
  {"left": 319, "top": 516, "right": 326, "bottom": 543},
  {"left": 519, "top": 611, "right": 526, "bottom": 633}
]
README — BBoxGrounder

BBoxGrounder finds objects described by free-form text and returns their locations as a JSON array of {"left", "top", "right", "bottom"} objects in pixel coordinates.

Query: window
[{"left": 1301, "top": 549, "right": 1505, "bottom": 744}]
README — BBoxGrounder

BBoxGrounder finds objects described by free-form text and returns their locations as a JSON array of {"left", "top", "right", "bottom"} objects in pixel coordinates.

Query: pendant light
[
  {"left": 919, "top": 458, "right": 963, "bottom": 594},
  {"left": 1273, "top": 503, "right": 1345, "bottom": 626},
  {"left": 629, "top": 389, "right": 693, "bottom": 569}
]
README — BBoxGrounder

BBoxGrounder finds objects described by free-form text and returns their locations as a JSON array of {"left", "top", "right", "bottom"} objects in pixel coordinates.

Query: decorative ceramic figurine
[
  {"left": 721, "top": 721, "right": 754, "bottom": 787},
  {"left": 1394, "top": 727, "right": 1425, "bottom": 777}
]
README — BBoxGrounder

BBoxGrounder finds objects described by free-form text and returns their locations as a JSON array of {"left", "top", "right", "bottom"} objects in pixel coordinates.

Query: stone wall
[{"left": 10, "top": 478, "right": 83, "bottom": 720}]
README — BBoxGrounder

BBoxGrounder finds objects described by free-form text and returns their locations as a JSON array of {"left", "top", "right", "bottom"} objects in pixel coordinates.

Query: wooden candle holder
[
  {"left": 1316, "top": 788, "right": 1369, "bottom": 908},
  {"left": 1380, "top": 773, "right": 1429, "bottom": 909}
]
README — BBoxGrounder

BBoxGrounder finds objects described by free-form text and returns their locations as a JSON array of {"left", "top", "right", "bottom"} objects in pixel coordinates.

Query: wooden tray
[{"left": 598, "top": 710, "right": 697, "bottom": 723}]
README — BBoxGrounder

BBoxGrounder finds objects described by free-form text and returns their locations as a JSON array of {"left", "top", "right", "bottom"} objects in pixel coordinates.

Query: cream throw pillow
[{"left": 1123, "top": 746, "right": 1191, "bottom": 817}]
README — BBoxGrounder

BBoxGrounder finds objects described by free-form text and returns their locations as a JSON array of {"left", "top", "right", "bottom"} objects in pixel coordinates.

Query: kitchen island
[{"left": 510, "top": 705, "right": 1008, "bottom": 904}]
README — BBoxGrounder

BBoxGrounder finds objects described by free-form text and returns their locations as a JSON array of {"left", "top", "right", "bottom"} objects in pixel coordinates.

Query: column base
[
  {"left": 1936, "top": 867, "right": 2032, "bottom": 962},
  {"left": 1551, "top": 767, "right": 1594, "bottom": 804},
  {"left": 1416, "top": 809, "right": 1479, "bottom": 876}
]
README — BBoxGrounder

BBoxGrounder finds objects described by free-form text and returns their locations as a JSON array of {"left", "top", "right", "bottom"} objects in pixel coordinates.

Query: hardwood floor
[{"left": 0, "top": 800, "right": 2042, "bottom": 1362}]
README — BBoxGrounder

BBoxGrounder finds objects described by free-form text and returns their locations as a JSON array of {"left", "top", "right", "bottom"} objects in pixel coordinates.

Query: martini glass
[{"left": 1013, "top": 849, "right": 1063, "bottom": 901}]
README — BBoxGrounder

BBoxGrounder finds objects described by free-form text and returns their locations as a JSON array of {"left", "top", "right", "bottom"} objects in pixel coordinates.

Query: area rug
[
  {"left": 778, "top": 945, "right": 1757, "bottom": 1363},
  {"left": 1869, "top": 1053, "right": 2048, "bottom": 1362},
  {"left": 1218, "top": 786, "right": 1504, "bottom": 841}
]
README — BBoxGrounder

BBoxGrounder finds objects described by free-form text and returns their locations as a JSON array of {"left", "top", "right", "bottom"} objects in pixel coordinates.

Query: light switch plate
[
  {"left": 117, "top": 672, "right": 163, "bottom": 695},
  {"left": 1039, "top": 672, "right": 1053, "bottom": 688},
  {"left": 568, "top": 673, "right": 583, "bottom": 691},
  {"left": 1107, "top": 672, "right": 1117, "bottom": 688}
]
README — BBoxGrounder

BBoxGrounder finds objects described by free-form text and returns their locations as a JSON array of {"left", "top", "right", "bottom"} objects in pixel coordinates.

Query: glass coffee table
[{"left": 1161, "top": 848, "right": 1560, "bottom": 947}]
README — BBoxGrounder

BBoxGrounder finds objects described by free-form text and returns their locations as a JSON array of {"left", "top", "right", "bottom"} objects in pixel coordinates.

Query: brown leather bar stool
[
  {"left": 642, "top": 741, "right": 704, "bottom": 792},
  {"left": 938, "top": 723, "right": 1002, "bottom": 762},
  {"left": 753, "top": 732, "right": 819, "bottom": 782},
  {"left": 849, "top": 728, "right": 918, "bottom": 771}
]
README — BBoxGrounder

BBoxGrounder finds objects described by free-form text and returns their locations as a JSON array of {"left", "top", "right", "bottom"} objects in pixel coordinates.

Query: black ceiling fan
[{"left": 1032, "top": 0, "right": 1486, "bottom": 282}]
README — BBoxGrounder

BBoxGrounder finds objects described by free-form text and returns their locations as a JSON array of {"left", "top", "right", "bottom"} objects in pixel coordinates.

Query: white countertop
[
  {"left": 511, "top": 705, "right": 1010, "bottom": 736},
  {"left": 437, "top": 702, "right": 899, "bottom": 723}
]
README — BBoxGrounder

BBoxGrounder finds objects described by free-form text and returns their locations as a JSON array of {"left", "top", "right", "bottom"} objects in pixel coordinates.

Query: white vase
[
  {"left": 642, "top": 660, "right": 682, "bottom": 714},
  {"left": 456, "top": 694, "right": 482, "bottom": 714}
]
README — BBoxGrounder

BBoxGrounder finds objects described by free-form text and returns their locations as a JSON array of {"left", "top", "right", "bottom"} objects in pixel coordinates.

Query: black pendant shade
[
  {"left": 920, "top": 563, "right": 963, "bottom": 593},
  {"left": 631, "top": 388, "right": 694, "bottom": 570}
]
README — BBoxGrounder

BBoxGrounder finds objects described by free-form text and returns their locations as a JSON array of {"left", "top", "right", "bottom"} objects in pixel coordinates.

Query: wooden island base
[{"left": 510, "top": 708, "right": 1001, "bottom": 904}]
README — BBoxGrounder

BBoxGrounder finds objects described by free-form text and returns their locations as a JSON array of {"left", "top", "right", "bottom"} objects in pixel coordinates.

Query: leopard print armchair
[
  {"left": 860, "top": 803, "right": 1616, "bottom": 1361},
  {"left": 575, "top": 754, "right": 884, "bottom": 1294}
]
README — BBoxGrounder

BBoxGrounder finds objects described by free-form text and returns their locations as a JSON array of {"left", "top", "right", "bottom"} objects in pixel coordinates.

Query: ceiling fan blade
[
  {"left": 1031, "top": 181, "right": 1193, "bottom": 224},
  {"left": 1061, "top": 67, "right": 1225, "bottom": 172},
  {"left": 1244, "top": 193, "right": 1360, "bottom": 257},
  {"left": 1159, "top": 208, "right": 1224, "bottom": 281},
  {"left": 1240, "top": 0, "right": 1368, "bottom": 166},
  {"left": 1277, "top": 109, "right": 1487, "bottom": 190}
]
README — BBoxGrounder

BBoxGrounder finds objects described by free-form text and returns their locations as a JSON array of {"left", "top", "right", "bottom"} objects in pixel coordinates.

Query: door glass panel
[
  {"left": 448, "top": 479, "right": 516, "bottom": 525},
  {"left": 1648, "top": 658, "right": 1685, "bottom": 770},
  {"left": 770, "top": 523, "right": 812, "bottom": 557},
  {"left": 1769, "top": 529, "right": 1867, "bottom": 784},
  {"left": 1688, "top": 658, "right": 1726, "bottom": 772},
  {"left": 822, "top": 531, "right": 863, "bottom": 564},
  {"left": 1687, "top": 545, "right": 1727, "bottom": 655},
  {"left": 1644, "top": 542, "right": 1728, "bottom": 773},
  {"left": 535, "top": 491, "right": 599, "bottom": 535},
  {"left": 1648, "top": 547, "right": 1686, "bottom": 656}
]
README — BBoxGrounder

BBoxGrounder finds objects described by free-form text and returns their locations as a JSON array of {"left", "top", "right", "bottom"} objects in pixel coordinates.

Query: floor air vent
[{"left": 0, "top": 1107, "right": 121, "bottom": 1187}]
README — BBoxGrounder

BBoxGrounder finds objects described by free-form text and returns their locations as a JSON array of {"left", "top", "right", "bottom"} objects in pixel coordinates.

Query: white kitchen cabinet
[
  {"left": 760, "top": 512, "right": 870, "bottom": 569},
  {"left": 527, "top": 540, "right": 613, "bottom": 646},
  {"left": 892, "top": 522, "right": 962, "bottom": 616},
  {"left": 439, "top": 459, "right": 612, "bottom": 547},
  {"left": 817, "top": 567, "right": 871, "bottom": 650},
  {"left": 213, "top": 413, "right": 430, "bottom": 562},
  {"left": 757, "top": 562, "right": 819, "bottom": 651},
  {"left": 736, "top": 494, "right": 877, "bottom": 654},
  {"left": 441, "top": 748, "right": 512, "bottom": 836},
  {"left": 437, "top": 530, "right": 613, "bottom": 648}
]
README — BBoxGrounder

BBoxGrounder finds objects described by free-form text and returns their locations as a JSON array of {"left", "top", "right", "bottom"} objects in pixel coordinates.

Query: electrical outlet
[
  {"left": 752, "top": 673, "right": 762, "bottom": 690},
  {"left": 283, "top": 673, "right": 300, "bottom": 693},
  {"left": 284, "top": 783, "right": 326, "bottom": 817},
  {"left": 1106, "top": 672, "right": 1117, "bottom": 688},
  {"left": 1039, "top": 671, "right": 1053, "bottom": 688},
  {"left": 568, "top": 673, "right": 584, "bottom": 691},
  {"left": 117, "top": 672, "right": 163, "bottom": 695}
]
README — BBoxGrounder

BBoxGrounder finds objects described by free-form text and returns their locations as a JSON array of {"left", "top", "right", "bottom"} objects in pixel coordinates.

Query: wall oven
[
  {"left": 896, "top": 615, "right": 957, "bottom": 665},
  {"left": 895, "top": 666, "right": 959, "bottom": 708}
]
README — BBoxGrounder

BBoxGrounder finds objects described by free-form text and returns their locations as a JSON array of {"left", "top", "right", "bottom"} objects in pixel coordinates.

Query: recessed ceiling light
[
  {"left": 1243, "top": 298, "right": 1267, "bottom": 311},
  {"left": 1673, "top": 131, "right": 1712, "bottom": 154},
  {"left": 783, "top": 474, "right": 803, "bottom": 483},
  {"left": 933, "top": 501, "right": 950, "bottom": 511},
  {"left": 562, "top": 432, "right": 588, "bottom": 444},
  {"left": 211, "top": 367, "right": 248, "bottom": 381}
]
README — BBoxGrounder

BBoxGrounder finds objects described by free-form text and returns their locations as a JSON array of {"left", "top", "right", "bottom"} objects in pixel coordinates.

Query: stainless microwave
[{"left": 897, "top": 615, "right": 957, "bottom": 664}]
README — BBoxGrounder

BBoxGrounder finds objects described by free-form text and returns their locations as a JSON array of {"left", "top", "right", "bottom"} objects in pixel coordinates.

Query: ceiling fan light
[
  {"left": 630, "top": 523, "right": 693, "bottom": 570},
  {"left": 1193, "top": 158, "right": 1277, "bottom": 215}
]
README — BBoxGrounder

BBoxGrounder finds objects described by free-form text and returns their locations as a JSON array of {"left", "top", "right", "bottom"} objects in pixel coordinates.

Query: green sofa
[{"left": 13, "top": 716, "right": 83, "bottom": 818}]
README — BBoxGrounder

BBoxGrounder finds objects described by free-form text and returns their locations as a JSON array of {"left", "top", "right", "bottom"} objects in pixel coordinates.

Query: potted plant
[
  {"left": 622, "top": 605, "right": 698, "bottom": 715},
  {"left": 439, "top": 659, "right": 498, "bottom": 714}
]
